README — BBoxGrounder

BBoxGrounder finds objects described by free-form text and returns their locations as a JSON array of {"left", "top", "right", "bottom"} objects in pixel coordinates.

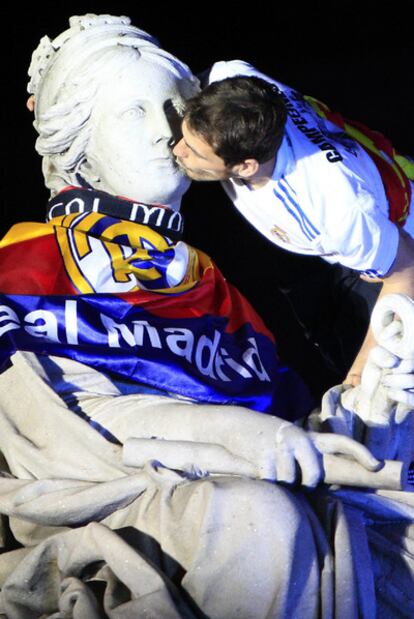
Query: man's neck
[{"left": 240, "top": 155, "right": 277, "bottom": 190}]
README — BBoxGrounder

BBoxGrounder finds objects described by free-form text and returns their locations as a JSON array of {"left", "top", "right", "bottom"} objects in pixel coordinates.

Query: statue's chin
[
  {"left": 93, "top": 165, "right": 192, "bottom": 209},
  {"left": 146, "top": 172, "right": 192, "bottom": 207}
]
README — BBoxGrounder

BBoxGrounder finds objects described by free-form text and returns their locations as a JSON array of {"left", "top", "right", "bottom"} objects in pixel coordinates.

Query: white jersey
[{"left": 208, "top": 60, "right": 414, "bottom": 277}]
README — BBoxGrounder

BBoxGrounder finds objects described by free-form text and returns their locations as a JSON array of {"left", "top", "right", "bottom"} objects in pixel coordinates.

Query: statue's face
[{"left": 85, "top": 58, "right": 191, "bottom": 208}]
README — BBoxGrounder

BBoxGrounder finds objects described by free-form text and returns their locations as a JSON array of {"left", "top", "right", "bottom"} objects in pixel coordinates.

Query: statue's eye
[{"left": 123, "top": 106, "right": 145, "bottom": 119}]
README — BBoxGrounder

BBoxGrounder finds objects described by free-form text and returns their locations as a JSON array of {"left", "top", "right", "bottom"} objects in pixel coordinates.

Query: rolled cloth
[{"left": 123, "top": 438, "right": 412, "bottom": 490}]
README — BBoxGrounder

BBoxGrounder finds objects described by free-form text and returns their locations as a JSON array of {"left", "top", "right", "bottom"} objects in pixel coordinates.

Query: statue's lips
[
  {"left": 149, "top": 157, "right": 185, "bottom": 174},
  {"left": 150, "top": 157, "right": 177, "bottom": 165}
]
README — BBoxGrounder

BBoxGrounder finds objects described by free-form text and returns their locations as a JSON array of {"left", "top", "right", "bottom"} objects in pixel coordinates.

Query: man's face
[
  {"left": 173, "top": 119, "right": 234, "bottom": 181},
  {"left": 85, "top": 59, "right": 191, "bottom": 207}
]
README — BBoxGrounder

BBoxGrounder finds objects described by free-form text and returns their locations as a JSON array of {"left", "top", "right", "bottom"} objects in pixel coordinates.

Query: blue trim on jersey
[
  {"left": 279, "top": 179, "right": 320, "bottom": 238},
  {"left": 360, "top": 268, "right": 382, "bottom": 278},
  {"left": 273, "top": 186, "right": 314, "bottom": 241}
]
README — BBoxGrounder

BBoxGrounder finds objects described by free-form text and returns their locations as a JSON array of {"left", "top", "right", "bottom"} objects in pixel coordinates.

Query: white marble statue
[
  {"left": 0, "top": 13, "right": 413, "bottom": 619},
  {"left": 27, "top": 13, "right": 198, "bottom": 208}
]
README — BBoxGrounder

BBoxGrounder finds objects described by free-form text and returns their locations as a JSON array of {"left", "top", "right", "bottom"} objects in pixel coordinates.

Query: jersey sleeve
[{"left": 317, "top": 172, "right": 399, "bottom": 277}]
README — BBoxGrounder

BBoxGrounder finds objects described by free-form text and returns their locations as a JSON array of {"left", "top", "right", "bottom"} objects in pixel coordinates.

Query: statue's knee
[
  {"left": 186, "top": 476, "right": 307, "bottom": 542},
  {"left": 170, "top": 475, "right": 317, "bottom": 592}
]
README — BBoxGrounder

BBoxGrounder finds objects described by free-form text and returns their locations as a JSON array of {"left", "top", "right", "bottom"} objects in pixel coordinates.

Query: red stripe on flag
[
  {"left": 0, "top": 234, "right": 76, "bottom": 295},
  {"left": 117, "top": 261, "right": 275, "bottom": 341}
]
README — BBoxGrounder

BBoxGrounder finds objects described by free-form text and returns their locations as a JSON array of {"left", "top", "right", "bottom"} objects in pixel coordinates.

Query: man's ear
[{"left": 230, "top": 159, "right": 260, "bottom": 179}]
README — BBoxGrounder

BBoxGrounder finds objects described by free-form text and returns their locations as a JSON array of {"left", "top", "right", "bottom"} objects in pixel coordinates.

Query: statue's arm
[{"left": 112, "top": 397, "right": 380, "bottom": 486}]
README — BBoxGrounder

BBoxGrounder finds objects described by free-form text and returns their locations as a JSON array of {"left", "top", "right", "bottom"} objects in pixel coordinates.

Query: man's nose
[{"left": 172, "top": 138, "right": 185, "bottom": 157}]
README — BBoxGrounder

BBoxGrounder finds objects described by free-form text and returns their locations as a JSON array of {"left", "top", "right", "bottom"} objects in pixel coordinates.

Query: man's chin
[
  {"left": 182, "top": 167, "right": 222, "bottom": 182},
  {"left": 184, "top": 170, "right": 208, "bottom": 181}
]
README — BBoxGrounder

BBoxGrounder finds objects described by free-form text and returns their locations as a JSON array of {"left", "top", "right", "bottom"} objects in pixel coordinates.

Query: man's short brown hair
[{"left": 184, "top": 75, "right": 287, "bottom": 166}]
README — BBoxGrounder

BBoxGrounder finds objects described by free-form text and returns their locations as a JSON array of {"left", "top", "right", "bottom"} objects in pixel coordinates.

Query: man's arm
[{"left": 344, "top": 228, "right": 414, "bottom": 385}]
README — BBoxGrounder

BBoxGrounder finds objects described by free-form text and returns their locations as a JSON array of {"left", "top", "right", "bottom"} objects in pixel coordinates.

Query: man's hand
[
  {"left": 344, "top": 324, "right": 380, "bottom": 386},
  {"left": 381, "top": 358, "right": 414, "bottom": 409},
  {"left": 344, "top": 230, "right": 414, "bottom": 387},
  {"left": 274, "top": 423, "right": 381, "bottom": 487}
]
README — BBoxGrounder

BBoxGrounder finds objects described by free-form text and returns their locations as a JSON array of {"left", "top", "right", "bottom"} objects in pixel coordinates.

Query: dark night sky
[
  {"left": 2, "top": 2, "right": 413, "bottom": 396},
  {"left": 4, "top": 1, "right": 413, "bottom": 228}
]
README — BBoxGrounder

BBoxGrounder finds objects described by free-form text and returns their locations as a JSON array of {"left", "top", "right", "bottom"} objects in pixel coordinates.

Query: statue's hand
[
  {"left": 381, "top": 358, "right": 414, "bottom": 408},
  {"left": 362, "top": 345, "right": 414, "bottom": 420},
  {"left": 274, "top": 423, "right": 381, "bottom": 488}
]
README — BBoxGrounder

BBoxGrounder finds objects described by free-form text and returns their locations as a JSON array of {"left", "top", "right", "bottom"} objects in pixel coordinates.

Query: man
[{"left": 173, "top": 60, "right": 414, "bottom": 386}]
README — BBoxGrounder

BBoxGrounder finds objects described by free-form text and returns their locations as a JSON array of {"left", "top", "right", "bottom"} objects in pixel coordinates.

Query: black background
[{"left": 2, "top": 2, "right": 413, "bottom": 397}]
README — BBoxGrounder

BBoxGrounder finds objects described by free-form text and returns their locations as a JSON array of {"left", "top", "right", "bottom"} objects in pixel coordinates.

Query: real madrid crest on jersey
[{"left": 270, "top": 224, "right": 290, "bottom": 243}]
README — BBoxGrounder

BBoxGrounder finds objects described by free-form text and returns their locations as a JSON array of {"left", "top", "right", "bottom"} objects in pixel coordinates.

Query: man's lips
[{"left": 174, "top": 157, "right": 190, "bottom": 173}]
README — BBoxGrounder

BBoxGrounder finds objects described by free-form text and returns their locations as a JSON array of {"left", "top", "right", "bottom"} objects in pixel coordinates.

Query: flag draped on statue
[{"left": 0, "top": 186, "right": 313, "bottom": 420}]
